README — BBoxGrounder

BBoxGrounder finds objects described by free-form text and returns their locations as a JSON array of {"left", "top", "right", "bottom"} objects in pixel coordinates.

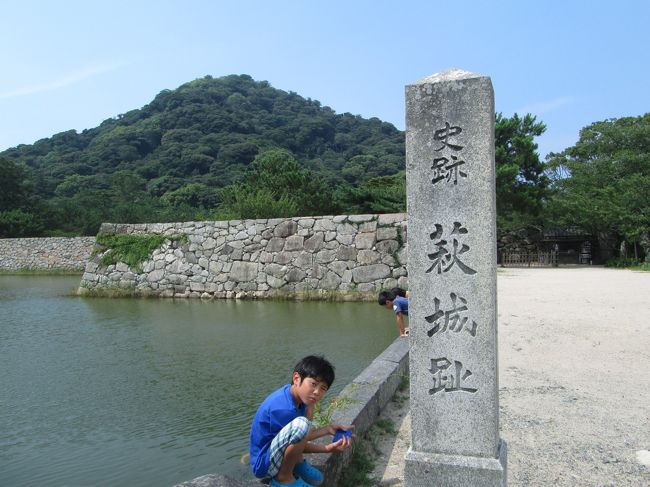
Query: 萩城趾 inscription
[
  {"left": 405, "top": 69, "right": 506, "bottom": 486},
  {"left": 425, "top": 292, "right": 478, "bottom": 337},
  {"left": 428, "top": 357, "right": 478, "bottom": 394},
  {"left": 426, "top": 222, "right": 476, "bottom": 275}
]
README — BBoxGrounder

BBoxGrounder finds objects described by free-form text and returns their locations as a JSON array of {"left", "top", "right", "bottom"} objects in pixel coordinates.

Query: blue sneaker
[
  {"left": 293, "top": 459, "right": 323, "bottom": 486},
  {"left": 270, "top": 477, "right": 312, "bottom": 487}
]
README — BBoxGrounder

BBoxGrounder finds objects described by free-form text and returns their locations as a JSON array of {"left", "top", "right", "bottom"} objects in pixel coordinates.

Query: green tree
[
  {"left": 0, "top": 157, "right": 45, "bottom": 236},
  {"left": 495, "top": 113, "right": 548, "bottom": 230},
  {"left": 334, "top": 172, "right": 406, "bottom": 214},
  {"left": 0, "top": 157, "right": 34, "bottom": 210},
  {"left": 161, "top": 183, "right": 220, "bottom": 208},
  {"left": 546, "top": 114, "right": 650, "bottom": 260},
  {"left": 0, "top": 209, "right": 44, "bottom": 237},
  {"left": 216, "top": 149, "right": 335, "bottom": 219}
]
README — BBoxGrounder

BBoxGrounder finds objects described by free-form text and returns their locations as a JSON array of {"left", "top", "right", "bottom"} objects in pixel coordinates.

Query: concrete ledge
[
  {"left": 304, "top": 336, "right": 410, "bottom": 487},
  {"left": 172, "top": 336, "right": 410, "bottom": 487}
]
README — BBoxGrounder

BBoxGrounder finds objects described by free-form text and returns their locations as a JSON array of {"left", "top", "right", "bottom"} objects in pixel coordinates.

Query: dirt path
[{"left": 369, "top": 267, "right": 650, "bottom": 486}]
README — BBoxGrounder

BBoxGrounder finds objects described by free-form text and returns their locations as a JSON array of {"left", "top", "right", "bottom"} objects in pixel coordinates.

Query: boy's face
[
  {"left": 383, "top": 299, "right": 394, "bottom": 310},
  {"left": 292, "top": 372, "right": 329, "bottom": 406}
]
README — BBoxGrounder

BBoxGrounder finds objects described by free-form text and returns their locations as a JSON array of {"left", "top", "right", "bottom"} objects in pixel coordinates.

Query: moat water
[{"left": 0, "top": 275, "right": 396, "bottom": 486}]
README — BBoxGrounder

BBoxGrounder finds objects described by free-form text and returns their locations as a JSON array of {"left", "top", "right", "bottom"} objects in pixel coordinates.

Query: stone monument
[{"left": 404, "top": 69, "right": 507, "bottom": 486}]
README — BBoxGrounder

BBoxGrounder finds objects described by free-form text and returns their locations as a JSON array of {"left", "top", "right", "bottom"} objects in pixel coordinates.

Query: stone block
[
  {"left": 354, "top": 232, "right": 376, "bottom": 250},
  {"left": 310, "top": 265, "right": 327, "bottom": 279},
  {"left": 315, "top": 249, "right": 336, "bottom": 264},
  {"left": 352, "top": 264, "right": 390, "bottom": 283},
  {"left": 336, "top": 222, "right": 356, "bottom": 235},
  {"left": 298, "top": 218, "right": 315, "bottom": 228},
  {"left": 335, "top": 234, "right": 354, "bottom": 246},
  {"left": 148, "top": 269, "right": 165, "bottom": 282},
  {"left": 342, "top": 269, "right": 352, "bottom": 284},
  {"left": 286, "top": 269, "right": 306, "bottom": 282},
  {"left": 273, "top": 220, "right": 298, "bottom": 237},
  {"left": 266, "top": 237, "right": 285, "bottom": 252},
  {"left": 336, "top": 247, "right": 357, "bottom": 261},
  {"left": 324, "top": 240, "right": 339, "bottom": 250},
  {"left": 304, "top": 233, "right": 324, "bottom": 252},
  {"left": 266, "top": 274, "right": 285, "bottom": 288},
  {"left": 358, "top": 221, "right": 377, "bottom": 232},
  {"left": 377, "top": 213, "right": 406, "bottom": 225},
  {"left": 321, "top": 271, "right": 342, "bottom": 289},
  {"left": 377, "top": 226, "right": 398, "bottom": 241},
  {"left": 314, "top": 218, "right": 335, "bottom": 231},
  {"left": 275, "top": 251, "right": 295, "bottom": 265},
  {"left": 358, "top": 249, "right": 380, "bottom": 265},
  {"left": 229, "top": 261, "right": 259, "bottom": 282},
  {"left": 259, "top": 251, "right": 274, "bottom": 264},
  {"left": 189, "top": 282, "right": 205, "bottom": 292},
  {"left": 284, "top": 235, "right": 304, "bottom": 251},
  {"left": 294, "top": 251, "right": 313, "bottom": 268},
  {"left": 347, "top": 214, "right": 372, "bottom": 223},
  {"left": 328, "top": 260, "right": 348, "bottom": 276},
  {"left": 265, "top": 263, "right": 286, "bottom": 278},
  {"left": 376, "top": 239, "right": 399, "bottom": 254}
]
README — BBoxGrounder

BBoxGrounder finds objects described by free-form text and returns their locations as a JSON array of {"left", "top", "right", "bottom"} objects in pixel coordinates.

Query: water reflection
[{"left": 0, "top": 276, "right": 394, "bottom": 486}]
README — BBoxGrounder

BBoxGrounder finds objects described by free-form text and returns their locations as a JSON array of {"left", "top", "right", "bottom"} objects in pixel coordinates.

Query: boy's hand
[
  {"left": 325, "top": 423, "right": 352, "bottom": 435},
  {"left": 325, "top": 424, "right": 353, "bottom": 451}
]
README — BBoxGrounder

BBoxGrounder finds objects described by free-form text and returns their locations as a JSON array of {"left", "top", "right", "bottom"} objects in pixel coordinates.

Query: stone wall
[
  {"left": 0, "top": 237, "right": 95, "bottom": 271},
  {"left": 79, "top": 213, "right": 408, "bottom": 299}
]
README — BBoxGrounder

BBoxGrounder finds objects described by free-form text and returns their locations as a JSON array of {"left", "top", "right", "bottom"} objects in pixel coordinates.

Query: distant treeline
[{"left": 0, "top": 75, "right": 648, "bottom": 263}]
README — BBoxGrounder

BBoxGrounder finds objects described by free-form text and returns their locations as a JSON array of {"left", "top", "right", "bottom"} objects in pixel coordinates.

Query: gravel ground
[{"left": 368, "top": 267, "right": 650, "bottom": 487}]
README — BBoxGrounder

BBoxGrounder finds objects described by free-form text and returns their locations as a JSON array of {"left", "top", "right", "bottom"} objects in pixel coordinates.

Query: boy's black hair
[
  {"left": 378, "top": 290, "right": 396, "bottom": 306},
  {"left": 390, "top": 287, "right": 407, "bottom": 298},
  {"left": 293, "top": 355, "right": 335, "bottom": 388}
]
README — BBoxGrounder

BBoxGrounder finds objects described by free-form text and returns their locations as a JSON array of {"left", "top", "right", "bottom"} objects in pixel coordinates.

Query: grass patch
[
  {"left": 398, "top": 374, "right": 409, "bottom": 393},
  {"left": 75, "top": 287, "right": 158, "bottom": 298},
  {"left": 95, "top": 233, "right": 186, "bottom": 272},
  {"left": 338, "top": 416, "right": 398, "bottom": 486},
  {"left": 268, "top": 289, "right": 376, "bottom": 302},
  {"left": 0, "top": 268, "right": 83, "bottom": 276},
  {"left": 339, "top": 440, "right": 375, "bottom": 487},
  {"left": 313, "top": 395, "right": 356, "bottom": 427},
  {"left": 373, "top": 418, "right": 397, "bottom": 435},
  {"left": 605, "top": 257, "right": 650, "bottom": 270},
  {"left": 629, "top": 263, "right": 650, "bottom": 272}
]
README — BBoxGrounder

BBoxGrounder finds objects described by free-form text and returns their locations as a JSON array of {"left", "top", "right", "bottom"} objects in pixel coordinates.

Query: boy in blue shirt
[
  {"left": 378, "top": 288, "right": 409, "bottom": 337},
  {"left": 249, "top": 356, "right": 353, "bottom": 487}
]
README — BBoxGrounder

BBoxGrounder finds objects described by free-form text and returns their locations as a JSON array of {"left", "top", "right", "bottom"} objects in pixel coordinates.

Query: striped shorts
[{"left": 267, "top": 416, "right": 311, "bottom": 478}]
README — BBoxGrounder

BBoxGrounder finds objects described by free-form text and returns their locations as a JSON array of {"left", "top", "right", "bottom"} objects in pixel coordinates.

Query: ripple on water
[{"left": 1, "top": 276, "right": 395, "bottom": 486}]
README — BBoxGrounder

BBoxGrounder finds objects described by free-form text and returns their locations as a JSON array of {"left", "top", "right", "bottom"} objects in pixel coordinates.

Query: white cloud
[
  {"left": 516, "top": 96, "right": 575, "bottom": 115},
  {"left": 0, "top": 61, "right": 127, "bottom": 99}
]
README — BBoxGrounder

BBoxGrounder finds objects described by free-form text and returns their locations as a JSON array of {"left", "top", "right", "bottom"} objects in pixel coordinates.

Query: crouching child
[{"left": 249, "top": 355, "right": 353, "bottom": 487}]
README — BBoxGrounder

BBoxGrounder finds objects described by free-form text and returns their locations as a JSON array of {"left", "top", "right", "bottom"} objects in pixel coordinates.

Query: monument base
[{"left": 405, "top": 439, "right": 507, "bottom": 487}]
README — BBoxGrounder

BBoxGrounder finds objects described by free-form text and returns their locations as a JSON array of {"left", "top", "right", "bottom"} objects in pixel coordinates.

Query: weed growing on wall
[
  {"left": 312, "top": 394, "right": 356, "bottom": 428},
  {"left": 95, "top": 233, "right": 187, "bottom": 271}
]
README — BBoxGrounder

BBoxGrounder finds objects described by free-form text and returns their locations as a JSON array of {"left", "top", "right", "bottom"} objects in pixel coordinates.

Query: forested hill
[
  {"left": 3, "top": 74, "right": 404, "bottom": 193},
  {"left": 0, "top": 74, "right": 406, "bottom": 235}
]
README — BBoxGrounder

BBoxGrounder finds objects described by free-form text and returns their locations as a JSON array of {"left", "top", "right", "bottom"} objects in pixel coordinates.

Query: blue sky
[{"left": 1, "top": 0, "right": 648, "bottom": 159}]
